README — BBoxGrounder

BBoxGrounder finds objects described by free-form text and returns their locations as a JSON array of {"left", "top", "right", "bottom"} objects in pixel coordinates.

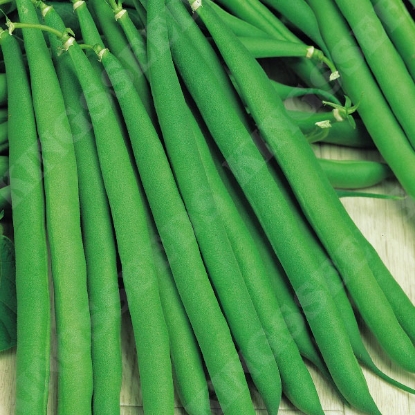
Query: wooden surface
[{"left": 1, "top": 141, "right": 415, "bottom": 414}]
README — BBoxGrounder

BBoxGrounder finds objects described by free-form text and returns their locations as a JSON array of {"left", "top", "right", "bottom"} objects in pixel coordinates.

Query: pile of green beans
[{"left": 0, "top": 0, "right": 414, "bottom": 414}]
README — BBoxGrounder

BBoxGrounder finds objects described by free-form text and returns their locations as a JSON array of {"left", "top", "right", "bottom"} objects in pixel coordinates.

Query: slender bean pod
[
  {"left": 146, "top": 213, "right": 211, "bottom": 415},
  {"left": 106, "top": 0, "right": 148, "bottom": 76},
  {"left": 193, "top": 0, "right": 415, "bottom": 374},
  {"left": 42, "top": 5, "right": 123, "bottom": 413},
  {"left": 214, "top": 0, "right": 333, "bottom": 91},
  {"left": 370, "top": 0, "right": 415, "bottom": 80},
  {"left": 169, "top": 6, "right": 381, "bottom": 412},
  {"left": 187, "top": 101, "right": 324, "bottom": 415},
  {"left": 261, "top": 0, "right": 329, "bottom": 56},
  {"left": 0, "top": 30, "right": 50, "bottom": 415},
  {"left": 307, "top": 0, "right": 415, "bottom": 344},
  {"left": 148, "top": 2, "right": 282, "bottom": 413},
  {"left": 318, "top": 159, "right": 393, "bottom": 189},
  {"left": 37, "top": 5, "right": 175, "bottom": 412},
  {"left": 15, "top": 0, "right": 93, "bottom": 412},
  {"left": 334, "top": 0, "right": 415, "bottom": 148},
  {"left": 89, "top": 0, "right": 155, "bottom": 120},
  {"left": 94, "top": 44, "right": 256, "bottom": 415}
]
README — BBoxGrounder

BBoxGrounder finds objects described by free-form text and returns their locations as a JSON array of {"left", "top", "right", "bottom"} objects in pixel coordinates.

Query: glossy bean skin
[{"left": 318, "top": 159, "right": 393, "bottom": 189}]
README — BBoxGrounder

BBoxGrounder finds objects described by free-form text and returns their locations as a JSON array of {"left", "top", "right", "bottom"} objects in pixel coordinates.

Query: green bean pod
[
  {"left": 40, "top": 7, "right": 175, "bottom": 412},
  {"left": 106, "top": 0, "right": 148, "bottom": 76},
  {"left": 0, "top": 155, "right": 8, "bottom": 181},
  {"left": 214, "top": 0, "right": 333, "bottom": 91},
  {"left": 271, "top": 80, "right": 341, "bottom": 104},
  {"left": 148, "top": 2, "right": 282, "bottom": 413},
  {"left": 286, "top": 110, "right": 347, "bottom": 134},
  {"left": 308, "top": 0, "right": 415, "bottom": 344},
  {"left": 0, "top": 73, "right": 7, "bottom": 106},
  {"left": 318, "top": 159, "right": 394, "bottom": 189},
  {"left": 0, "top": 30, "right": 50, "bottom": 415},
  {"left": 334, "top": 0, "right": 415, "bottom": 148},
  {"left": 0, "top": 109, "right": 7, "bottom": 124},
  {"left": 187, "top": 105, "right": 324, "bottom": 415},
  {"left": 165, "top": 0, "right": 250, "bottom": 130},
  {"left": 42, "top": 6, "right": 123, "bottom": 413},
  {"left": 315, "top": 119, "right": 374, "bottom": 148},
  {"left": 171, "top": 4, "right": 382, "bottom": 412},
  {"left": 208, "top": 1, "right": 268, "bottom": 38},
  {"left": 89, "top": 0, "right": 155, "bottom": 120},
  {"left": 147, "top": 215, "right": 211, "bottom": 415},
  {"left": 194, "top": 0, "right": 415, "bottom": 374},
  {"left": 307, "top": 0, "right": 415, "bottom": 192},
  {"left": 95, "top": 46, "right": 256, "bottom": 415},
  {"left": 0, "top": 122, "right": 8, "bottom": 146},
  {"left": 369, "top": 0, "right": 415, "bottom": 80},
  {"left": 16, "top": 0, "right": 93, "bottom": 413},
  {"left": 0, "top": 185, "right": 10, "bottom": 210},
  {"left": 238, "top": 36, "right": 329, "bottom": 64},
  {"left": 261, "top": 0, "right": 329, "bottom": 56}
]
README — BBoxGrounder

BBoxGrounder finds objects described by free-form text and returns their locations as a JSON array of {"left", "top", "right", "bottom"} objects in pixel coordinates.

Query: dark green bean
[
  {"left": 214, "top": 0, "right": 333, "bottom": 91},
  {"left": 271, "top": 80, "right": 341, "bottom": 103},
  {"left": 261, "top": 0, "right": 329, "bottom": 56},
  {"left": 208, "top": 1, "right": 269, "bottom": 38},
  {"left": 0, "top": 73, "right": 7, "bottom": 106},
  {"left": 0, "top": 122, "right": 8, "bottom": 146}
]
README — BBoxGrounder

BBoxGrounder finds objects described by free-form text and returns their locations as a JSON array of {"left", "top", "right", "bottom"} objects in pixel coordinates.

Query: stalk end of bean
[{"left": 323, "top": 96, "right": 359, "bottom": 129}]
